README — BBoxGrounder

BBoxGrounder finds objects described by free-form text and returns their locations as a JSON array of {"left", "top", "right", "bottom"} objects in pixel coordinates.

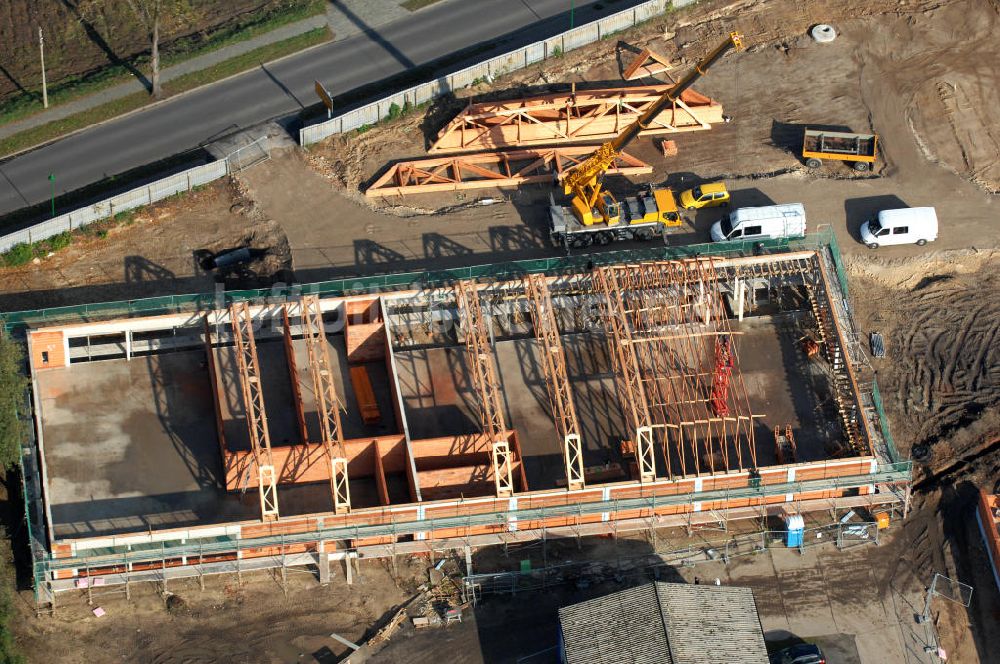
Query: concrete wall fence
[
  {"left": 0, "top": 161, "right": 228, "bottom": 253},
  {"left": 0, "top": 0, "right": 683, "bottom": 255}
]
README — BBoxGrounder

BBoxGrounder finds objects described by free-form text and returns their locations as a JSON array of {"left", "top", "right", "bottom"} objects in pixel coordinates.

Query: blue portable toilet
[{"left": 784, "top": 514, "right": 804, "bottom": 547}]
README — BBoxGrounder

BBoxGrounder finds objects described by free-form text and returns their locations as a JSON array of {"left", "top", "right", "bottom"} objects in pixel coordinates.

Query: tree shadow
[
  {"left": 327, "top": 0, "right": 415, "bottom": 69},
  {"left": 60, "top": 0, "right": 153, "bottom": 93},
  {"left": 0, "top": 62, "right": 35, "bottom": 100}
]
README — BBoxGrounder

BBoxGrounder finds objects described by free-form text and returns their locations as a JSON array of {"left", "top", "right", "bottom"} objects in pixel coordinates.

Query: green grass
[
  {"left": 0, "top": 27, "right": 331, "bottom": 159},
  {"left": 401, "top": 0, "right": 447, "bottom": 11},
  {"left": 1, "top": 202, "right": 144, "bottom": 267},
  {"left": 0, "top": 0, "right": 326, "bottom": 128}
]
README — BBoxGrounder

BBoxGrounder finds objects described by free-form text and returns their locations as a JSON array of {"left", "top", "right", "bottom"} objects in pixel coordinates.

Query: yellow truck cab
[
  {"left": 650, "top": 188, "right": 682, "bottom": 225},
  {"left": 679, "top": 182, "right": 730, "bottom": 210}
]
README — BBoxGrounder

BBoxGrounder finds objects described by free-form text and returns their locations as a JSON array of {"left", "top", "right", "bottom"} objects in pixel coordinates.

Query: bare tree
[{"left": 123, "top": 0, "right": 192, "bottom": 98}]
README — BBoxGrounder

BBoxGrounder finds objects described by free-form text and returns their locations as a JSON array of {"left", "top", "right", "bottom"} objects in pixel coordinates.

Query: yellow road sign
[{"left": 315, "top": 80, "right": 333, "bottom": 111}]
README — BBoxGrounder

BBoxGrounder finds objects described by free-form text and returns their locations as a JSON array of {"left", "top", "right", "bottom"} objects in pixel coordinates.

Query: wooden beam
[
  {"left": 229, "top": 301, "right": 280, "bottom": 520},
  {"left": 374, "top": 449, "right": 390, "bottom": 506},
  {"left": 281, "top": 307, "right": 309, "bottom": 446},
  {"left": 622, "top": 47, "right": 674, "bottom": 80}
]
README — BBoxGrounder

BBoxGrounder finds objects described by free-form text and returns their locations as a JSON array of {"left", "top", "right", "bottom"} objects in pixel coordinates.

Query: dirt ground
[
  {"left": 2, "top": 0, "right": 1000, "bottom": 661},
  {"left": 0, "top": 178, "right": 290, "bottom": 312},
  {"left": 12, "top": 555, "right": 425, "bottom": 664}
]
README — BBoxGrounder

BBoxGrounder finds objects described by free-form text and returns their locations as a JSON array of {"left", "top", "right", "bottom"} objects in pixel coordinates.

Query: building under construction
[{"left": 18, "top": 241, "right": 910, "bottom": 605}]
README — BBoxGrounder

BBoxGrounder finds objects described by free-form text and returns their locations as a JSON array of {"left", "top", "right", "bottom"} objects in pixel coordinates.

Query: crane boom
[{"left": 562, "top": 32, "right": 743, "bottom": 225}]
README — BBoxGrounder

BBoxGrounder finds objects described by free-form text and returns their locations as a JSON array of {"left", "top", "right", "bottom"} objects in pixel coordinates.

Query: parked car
[
  {"left": 679, "top": 182, "right": 730, "bottom": 209},
  {"left": 769, "top": 643, "right": 826, "bottom": 664},
  {"left": 860, "top": 206, "right": 938, "bottom": 249},
  {"left": 710, "top": 203, "right": 807, "bottom": 242}
]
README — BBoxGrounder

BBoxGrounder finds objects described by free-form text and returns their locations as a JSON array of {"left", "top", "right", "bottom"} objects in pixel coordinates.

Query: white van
[
  {"left": 860, "top": 207, "right": 938, "bottom": 248},
  {"left": 710, "top": 203, "right": 807, "bottom": 243}
]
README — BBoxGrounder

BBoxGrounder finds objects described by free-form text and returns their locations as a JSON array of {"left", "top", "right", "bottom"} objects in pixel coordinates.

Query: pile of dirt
[{"left": 847, "top": 249, "right": 1000, "bottom": 462}]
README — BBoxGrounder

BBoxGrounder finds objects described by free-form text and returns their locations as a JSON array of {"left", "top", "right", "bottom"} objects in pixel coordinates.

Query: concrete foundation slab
[{"left": 38, "top": 351, "right": 332, "bottom": 538}]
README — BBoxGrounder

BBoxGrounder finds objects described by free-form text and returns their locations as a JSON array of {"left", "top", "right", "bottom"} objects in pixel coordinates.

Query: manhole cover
[{"left": 811, "top": 24, "right": 837, "bottom": 43}]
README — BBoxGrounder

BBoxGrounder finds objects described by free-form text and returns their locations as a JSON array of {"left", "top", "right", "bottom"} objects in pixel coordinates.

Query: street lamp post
[
  {"left": 39, "top": 28, "right": 48, "bottom": 109},
  {"left": 48, "top": 174, "right": 55, "bottom": 218}
]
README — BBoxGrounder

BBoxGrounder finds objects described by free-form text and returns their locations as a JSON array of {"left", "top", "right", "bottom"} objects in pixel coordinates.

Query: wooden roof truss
[
  {"left": 365, "top": 147, "right": 651, "bottom": 197},
  {"left": 454, "top": 280, "right": 515, "bottom": 497},
  {"left": 229, "top": 301, "right": 280, "bottom": 520},
  {"left": 430, "top": 85, "right": 723, "bottom": 152}
]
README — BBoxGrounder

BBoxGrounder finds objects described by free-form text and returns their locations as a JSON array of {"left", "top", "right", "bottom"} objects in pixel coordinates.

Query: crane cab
[{"left": 572, "top": 190, "right": 621, "bottom": 226}]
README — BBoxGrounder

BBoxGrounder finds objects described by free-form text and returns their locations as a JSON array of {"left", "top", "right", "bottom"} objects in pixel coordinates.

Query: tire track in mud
[{"left": 848, "top": 253, "right": 1000, "bottom": 457}]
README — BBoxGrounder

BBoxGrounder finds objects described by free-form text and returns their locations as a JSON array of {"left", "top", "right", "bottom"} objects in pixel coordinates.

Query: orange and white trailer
[{"left": 802, "top": 128, "right": 878, "bottom": 171}]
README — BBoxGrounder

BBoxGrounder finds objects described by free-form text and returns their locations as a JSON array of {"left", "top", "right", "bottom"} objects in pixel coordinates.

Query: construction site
[
  {"left": 21, "top": 237, "right": 910, "bottom": 600},
  {"left": 5, "top": 0, "right": 1000, "bottom": 661}
]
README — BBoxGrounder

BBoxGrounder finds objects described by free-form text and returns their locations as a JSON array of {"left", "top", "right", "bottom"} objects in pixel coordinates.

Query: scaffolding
[{"left": 38, "top": 461, "right": 912, "bottom": 599}]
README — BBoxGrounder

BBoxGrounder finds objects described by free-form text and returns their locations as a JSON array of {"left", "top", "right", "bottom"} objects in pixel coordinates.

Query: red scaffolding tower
[{"left": 710, "top": 335, "right": 734, "bottom": 417}]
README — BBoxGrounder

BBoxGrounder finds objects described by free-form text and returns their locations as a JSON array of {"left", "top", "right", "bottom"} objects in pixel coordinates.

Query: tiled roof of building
[{"left": 558, "top": 582, "right": 769, "bottom": 664}]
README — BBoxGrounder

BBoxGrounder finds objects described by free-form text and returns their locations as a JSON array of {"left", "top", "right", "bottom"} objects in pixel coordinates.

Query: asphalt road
[{"left": 0, "top": 0, "right": 651, "bottom": 220}]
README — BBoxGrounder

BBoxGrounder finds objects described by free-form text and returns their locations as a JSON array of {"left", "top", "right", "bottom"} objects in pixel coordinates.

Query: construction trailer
[{"left": 18, "top": 245, "right": 910, "bottom": 609}]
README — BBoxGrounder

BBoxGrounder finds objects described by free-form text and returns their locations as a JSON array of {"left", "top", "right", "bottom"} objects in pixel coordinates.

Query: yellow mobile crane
[{"left": 549, "top": 32, "right": 744, "bottom": 249}]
